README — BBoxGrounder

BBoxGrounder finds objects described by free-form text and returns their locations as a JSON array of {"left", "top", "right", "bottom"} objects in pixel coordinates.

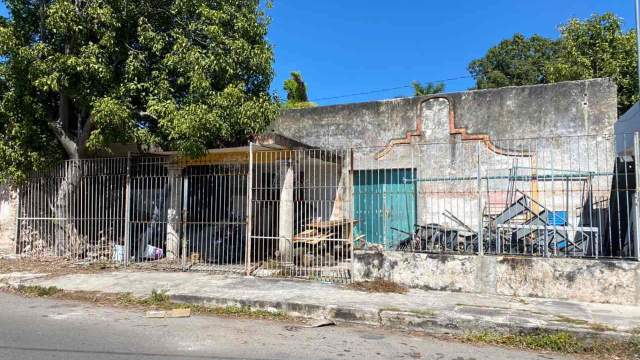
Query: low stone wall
[
  {"left": 0, "top": 184, "right": 17, "bottom": 255},
  {"left": 353, "top": 250, "right": 640, "bottom": 305}
]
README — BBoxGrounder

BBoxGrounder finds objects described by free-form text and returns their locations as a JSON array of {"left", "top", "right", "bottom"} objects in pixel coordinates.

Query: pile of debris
[{"left": 291, "top": 219, "right": 356, "bottom": 268}]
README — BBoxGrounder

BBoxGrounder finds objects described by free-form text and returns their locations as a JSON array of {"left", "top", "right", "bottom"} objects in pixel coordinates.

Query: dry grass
[
  {"left": 463, "top": 331, "right": 640, "bottom": 360},
  {"left": 552, "top": 315, "right": 617, "bottom": 333},
  {"left": 16, "top": 285, "right": 63, "bottom": 297},
  {"left": 6, "top": 285, "right": 290, "bottom": 321},
  {"left": 0, "top": 257, "right": 120, "bottom": 277},
  {"left": 347, "top": 279, "right": 408, "bottom": 294}
]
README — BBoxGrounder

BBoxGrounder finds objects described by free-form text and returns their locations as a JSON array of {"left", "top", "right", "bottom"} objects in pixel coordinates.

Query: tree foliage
[
  {"left": 412, "top": 81, "right": 445, "bottom": 96},
  {"left": 0, "top": 0, "right": 277, "bottom": 182},
  {"left": 468, "top": 13, "right": 638, "bottom": 114},
  {"left": 282, "top": 71, "right": 316, "bottom": 109},
  {"left": 468, "top": 34, "right": 557, "bottom": 89},
  {"left": 546, "top": 13, "right": 638, "bottom": 114}
]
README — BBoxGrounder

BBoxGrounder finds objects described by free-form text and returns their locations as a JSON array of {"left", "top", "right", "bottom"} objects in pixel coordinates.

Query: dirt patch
[
  {"left": 0, "top": 257, "right": 120, "bottom": 277},
  {"left": 347, "top": 279, "right": 408, "bottom": 294}
]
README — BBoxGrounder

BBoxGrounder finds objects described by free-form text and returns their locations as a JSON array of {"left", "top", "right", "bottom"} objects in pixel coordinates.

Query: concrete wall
[
  {"left": 273, "top": 78, "right": 617, "bottom": 149},
  {"left": 353, "top": 251, "right": 640, "bottom": 305},
  {"left": 0, "top": 183, "right": 17, "bottom": 256},
  {"left": 272, "top": 79, "right": 619, "bottom": 248}
]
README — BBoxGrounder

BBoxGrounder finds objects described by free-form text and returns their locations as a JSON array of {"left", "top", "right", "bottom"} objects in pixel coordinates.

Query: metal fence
[
  {"left": 16, "top": 155, "right": 250, "bottom": 273},
  {"left": 353, "top": 133, "right": 639, "bottom": 260},
  {"left": 16, "top": 158, "right": 128, "bottom": 259},
  {"left": 248, "top": 148, "right": 352, "bottom": 282},
  {"left": 14, "top": 133, "right": 640, "bottom": 283}
]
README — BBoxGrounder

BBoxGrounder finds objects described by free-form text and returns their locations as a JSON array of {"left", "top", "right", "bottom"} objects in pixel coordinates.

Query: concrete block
[
  {"left": 495, "top": 256, "right": 640, "bottom": 305},
  {"left": 354, "top": 250, "right": 640, "bottom": 305}
]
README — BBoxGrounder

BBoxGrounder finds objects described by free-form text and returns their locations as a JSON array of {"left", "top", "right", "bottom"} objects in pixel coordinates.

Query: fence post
[
  {"left": 477, "top": 142, "right": 484, "bottom": 256},
  {"left": 635, "top": 132, "right": 640, "bottom": 261},
  {"left": 14, "top": 187, "right": 21, "bottom": 256},
  {"left": 123, "top": 153, "right": 132, "bottom": 267},
  {"left": 181, "top": 176, "right": 189, "bottom": 270},
  {"left": 165, "top": 164, "right": 184, "bottom": 262},
  {"left": 245, "top": 142, "right": 254, "bottom": 276},
  {"left": 349, "top": 148, "right": 355, "bottom": 283}
]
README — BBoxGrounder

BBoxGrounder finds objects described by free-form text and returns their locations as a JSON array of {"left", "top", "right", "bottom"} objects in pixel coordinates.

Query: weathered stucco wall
[
  {"left": 353, "top": 251, "right": 640, "bottom": 305},
  {"left": 272, "top": 79, "right": 619, "bottom": 248},
  {"left": 0, "top": 184, "right": 17, "bottom": 256},
  {"left": 272, "top": 78, "right": 617, "bottom": 149}
]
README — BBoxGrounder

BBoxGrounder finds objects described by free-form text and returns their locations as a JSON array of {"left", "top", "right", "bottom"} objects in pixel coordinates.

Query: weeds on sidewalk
[
  {"left": 463, "top": 330, "right": 640, "bottom": 359},
  {"left": 552, "top": 315, "right": 616, "bottom": 332},
  {"left": 16, "top": 285, "right": 62, "bottom": 297},
  {"left": 8, "top": 285, "right": 289, "bottom": 321},
  {"left": 348, "top": 279, "right": 408, "bottom": 294},
  {"left": 135, "top": 289, "right": 287, "bottom": 319},
  {"left": 143, "top": 289, "right": 171, "bottom": 305}
]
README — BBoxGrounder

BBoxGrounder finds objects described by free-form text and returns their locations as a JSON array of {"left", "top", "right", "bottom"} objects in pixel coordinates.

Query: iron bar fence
[
  {"left": 353, "top": 133, "right": 638, "bottom": 260},
  {"left": 248, "top": 148, "right": 352, "bottom": 282},
  {"left": 13, "top": 133, "right": 640, "bottom": 283}
]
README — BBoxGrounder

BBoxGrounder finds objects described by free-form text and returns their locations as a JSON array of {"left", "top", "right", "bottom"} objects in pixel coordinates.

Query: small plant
[
  {"left": 115, "top": 292, "right": 138, "bottom": 306},
  {"left": 144, "top": 289, "right": 171, "bottom": 306}
]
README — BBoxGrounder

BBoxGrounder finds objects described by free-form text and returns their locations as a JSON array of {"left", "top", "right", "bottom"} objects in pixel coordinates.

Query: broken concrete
[{"left": 353, "top": 251, "right": 640, "bottom": 306}]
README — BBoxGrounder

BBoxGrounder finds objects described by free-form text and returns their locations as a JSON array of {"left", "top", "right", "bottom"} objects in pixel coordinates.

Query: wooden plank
[{"left": 293, "top": 232, "right": 335, "bottom": 245}]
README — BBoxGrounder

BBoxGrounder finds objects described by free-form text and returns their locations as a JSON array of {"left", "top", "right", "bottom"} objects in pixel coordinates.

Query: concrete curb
[
  {"left": 2, "top": 271, "right": 635, "bottom": 341},
  {"left": 167, "top": 293, "right": 632, "bottom": 341}
]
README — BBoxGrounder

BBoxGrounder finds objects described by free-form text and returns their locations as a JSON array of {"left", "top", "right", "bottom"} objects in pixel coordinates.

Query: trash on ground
[
  {"left": 304, "top": 318, "right": 335, "bottom": 328},
  {"left": 144, "top": 308, "right": 191, "bottom": 318}
]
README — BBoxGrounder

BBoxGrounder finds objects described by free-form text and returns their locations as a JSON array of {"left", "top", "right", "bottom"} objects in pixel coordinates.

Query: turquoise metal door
[{"left": 353, "top": 169, "right": 416, "bottom": 249}]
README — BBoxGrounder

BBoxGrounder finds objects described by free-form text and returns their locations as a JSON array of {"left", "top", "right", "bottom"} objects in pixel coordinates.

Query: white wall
[{"left": 0, "top": 184, "right": 17, "bottom": 255}]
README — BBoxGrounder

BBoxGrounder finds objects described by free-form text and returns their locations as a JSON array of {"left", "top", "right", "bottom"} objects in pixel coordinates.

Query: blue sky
[
  {"left": 267, "top": 1, "right": 636, "bottom": 105},
  {"left": 0, "top": 2, "right": 634, "bottom": 106}
]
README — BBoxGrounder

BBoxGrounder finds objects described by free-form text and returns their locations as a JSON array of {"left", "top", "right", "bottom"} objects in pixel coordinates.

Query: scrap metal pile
[{"left": 393, "top": 189, "right": 597, "bottom": 256}]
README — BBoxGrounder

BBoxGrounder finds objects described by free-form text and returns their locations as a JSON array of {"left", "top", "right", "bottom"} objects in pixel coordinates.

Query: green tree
[
  {"left": 546, "top": 13, "right": 638, "bottom": 114},
  {"left": 412, "top": 81, "right": 445, "bottom": 96},
  {"left": 282, "top": 71, "right": 316, "bottom": 109},
  {"left": 468, "top": 13, "right": 638, "bottom": 114},
  {"left": 0, "top": 0, "right": 277, "bottom": 183},
  {"left": 468, "top": 33, "right": 557, "bottom": 89},
  {"left": 0, "top": 0, "right": 277, "bottom": 254}
]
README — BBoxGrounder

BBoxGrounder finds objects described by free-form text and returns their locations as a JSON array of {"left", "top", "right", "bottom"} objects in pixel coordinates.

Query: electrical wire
[{"left": 310, "top": 75, "right": 474, "bottom": 102}]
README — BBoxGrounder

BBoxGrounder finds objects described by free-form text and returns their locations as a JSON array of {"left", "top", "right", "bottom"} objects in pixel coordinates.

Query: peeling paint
[{"left": 354, "top": 251, "right": 640, "bottom": 305}]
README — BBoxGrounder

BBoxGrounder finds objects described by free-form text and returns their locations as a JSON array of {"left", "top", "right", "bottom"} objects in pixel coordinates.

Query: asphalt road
[{"left": 0, "top": 292, "right": 574, "bottom": 360}]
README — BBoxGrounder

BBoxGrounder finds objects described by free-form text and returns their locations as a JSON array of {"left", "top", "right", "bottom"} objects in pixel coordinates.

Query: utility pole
[{"left": 636, "top": 0, "right": 640, "bottom": 94}]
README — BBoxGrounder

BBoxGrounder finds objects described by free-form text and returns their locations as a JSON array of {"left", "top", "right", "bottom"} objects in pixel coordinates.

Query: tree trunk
[
  {"left": 50, "top": 90, "right": 87, "bottom": 257},
  {"left": 54, "top": 159, "right": 82, "bottom": 257}
]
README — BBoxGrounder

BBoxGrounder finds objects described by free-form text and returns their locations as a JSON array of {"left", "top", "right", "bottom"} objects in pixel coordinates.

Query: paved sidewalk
[{"left": 2, "top": 270, "right": 640, "bottom": 339}]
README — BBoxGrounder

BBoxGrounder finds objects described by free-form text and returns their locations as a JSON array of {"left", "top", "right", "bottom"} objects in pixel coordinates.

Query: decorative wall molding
[{"left": 374, "top": 96, "right": 531, "bottom": 159}]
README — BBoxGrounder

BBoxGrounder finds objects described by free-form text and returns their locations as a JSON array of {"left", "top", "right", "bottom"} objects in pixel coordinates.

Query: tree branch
[
  {"left": 48, "top": 121, "right": 79, "bottom": 159},
  {"left": 137, "top": 110, "right": 158, "bottom": 120},
  {"left": 76, "top": 116, "right": 94, "bottom": 153}
]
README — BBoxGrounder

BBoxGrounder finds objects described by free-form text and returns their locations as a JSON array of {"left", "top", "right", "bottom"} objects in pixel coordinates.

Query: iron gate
[{"left": 248, "top": 148, "right": 353, "bottom": 282}]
